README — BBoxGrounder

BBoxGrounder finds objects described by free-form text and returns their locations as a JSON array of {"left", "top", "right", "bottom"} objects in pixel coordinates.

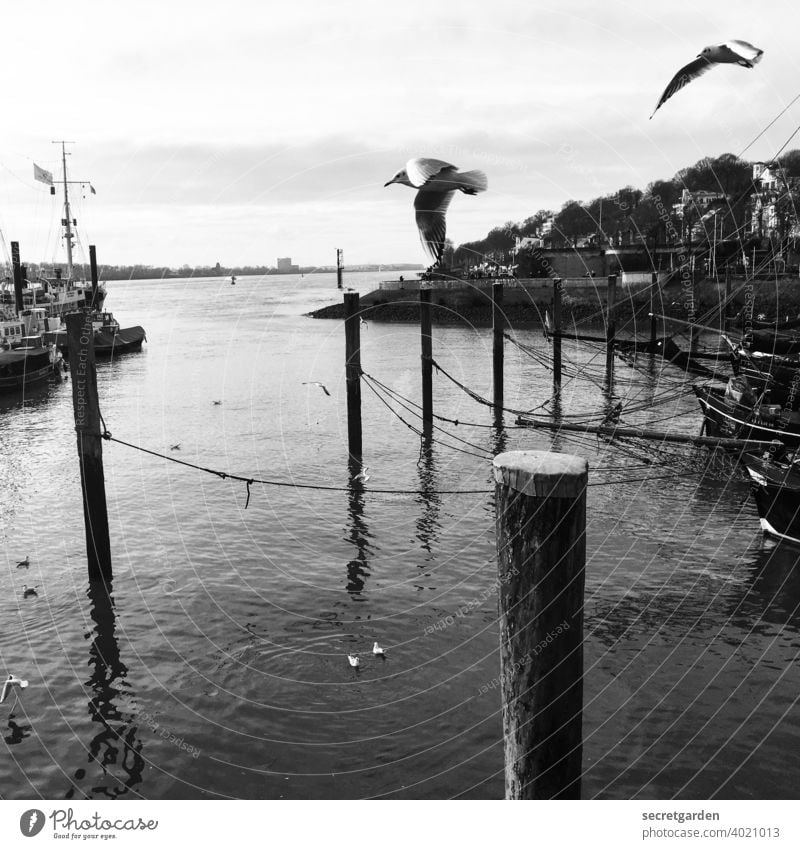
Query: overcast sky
[{"left": 1, "top": 0, "right": 797, "bottom": 268}]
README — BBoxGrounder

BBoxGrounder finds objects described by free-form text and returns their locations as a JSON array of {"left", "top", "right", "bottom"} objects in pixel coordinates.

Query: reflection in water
[
  {"left": 68, "top": 580, "right": 143, "bottom": 799},
  {"left": 734, "top": 540, "right": 800, "bottom": 631},
  {"left": 415, "top": 435, "right": 441, "bottom": 555},
  {"left": 4, "top": 712, "right": 32, "bottom": 745},
  {"left": 345, "top": 457, "right": 372, "bottom": 597}
]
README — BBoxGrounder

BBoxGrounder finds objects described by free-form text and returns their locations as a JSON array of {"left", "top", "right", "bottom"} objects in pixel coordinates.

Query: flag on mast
[
  {"left": 33, "top": 163, "right": 54, "bottom": 185},
  {"left": 89, "top": 184, "right": 96, "bottom": 195}
]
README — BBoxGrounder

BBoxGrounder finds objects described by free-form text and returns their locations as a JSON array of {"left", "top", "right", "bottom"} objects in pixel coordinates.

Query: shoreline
[{"left": 307, "top": 276, "right": 800, "bottom": 328}]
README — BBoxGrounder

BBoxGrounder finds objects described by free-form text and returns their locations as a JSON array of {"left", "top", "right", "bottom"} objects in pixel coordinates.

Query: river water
[{"left": 1, "top": 272, "right": 798, "bottom": 800}]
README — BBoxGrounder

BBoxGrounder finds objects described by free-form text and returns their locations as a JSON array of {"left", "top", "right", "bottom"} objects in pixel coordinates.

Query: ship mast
[{"left": 53, "top": 140, "right": 75, "bottom": 279}]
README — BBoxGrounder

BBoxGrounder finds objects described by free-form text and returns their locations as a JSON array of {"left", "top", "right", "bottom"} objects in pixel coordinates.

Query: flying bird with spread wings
[
  {"left": 651, "top": 40, "right": 764, "bottom": 118},
  {"left": 385, "top": 158, "right": 488, "bottom": 268}
]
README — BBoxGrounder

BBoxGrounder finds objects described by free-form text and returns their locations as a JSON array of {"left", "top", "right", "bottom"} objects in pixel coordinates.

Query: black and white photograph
[{"left": 1, "top": 0, "right": 799, "bottom": 839}]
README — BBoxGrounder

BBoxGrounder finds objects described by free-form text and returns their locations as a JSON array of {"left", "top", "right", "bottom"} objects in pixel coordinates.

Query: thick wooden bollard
[
  {"left": 650, "top": 271, "right": 658, "bottom": 348},
  {"left": 493, "top": 450, "right": 587, "bottom": 799},
  {"left": 11, "top": 242, "right": 23, "bottom": 313},
  {"left": 89, "top": 245, "right": 99, "bottom": 308},
  {"left": 492, "top": 282, "right": 504, "bottom": 419},
  {"left": 336, "top": 248, "right": 343, "bottom": 290},
  {"left": 606, "top": 274, "right": 617, "bottom": 381},
  {"left": 343, "top": 292, "right": 362, "bottom": 462},
  {"left": 552, "top": 278, "right": 562, "bottom": 393},
  {"left": 420, "top": 288, "right": 433, "bottom": 430},
  {"left": 66, "top": 311, "right": 112, "bottom": 582}
]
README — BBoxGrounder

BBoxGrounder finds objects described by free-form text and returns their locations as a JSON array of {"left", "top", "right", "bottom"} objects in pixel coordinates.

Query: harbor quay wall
[{"left": 308, "top": 276, "right": 800, "bottom": 327}]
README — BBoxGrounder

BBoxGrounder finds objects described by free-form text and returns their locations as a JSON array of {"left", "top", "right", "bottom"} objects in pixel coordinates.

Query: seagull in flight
[
  {"left": 651, "top": 40, "right": 763, "bottom": 117},
  {"left": 353, "top": 466, "right": 369, "bottom": 483},
  {"left": 0, "top": 675, "right": 28, "bottom": 704},
  {"left": 22, "top": 585, "right": 38, "bottom": 599},
  {"left": 170, "top": 443, "right": 181, "bottom": 451},
  {"left": 385, "top": 158, "right": 488, "bottom": 267},
  {"left": 303, "top": 381, "right": 331, "bottom": 396},
  {"left": 16, "top": 556, "right": 29, "bottom": 569}
]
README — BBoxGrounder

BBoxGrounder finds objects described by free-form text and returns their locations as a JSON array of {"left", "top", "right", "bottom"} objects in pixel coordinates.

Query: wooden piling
[
  {"left": 650, "top": 271, "right": 658, "bottom": 348},
  {"left": 66, "top": 311, "right": 112, "bottom": 582},
  {"left": 606, "top": 274, "right": 617, "bottom": 380},
  {"left": 492, "top": 282, "right": 504, "bottom": 418},
  {"left": 89, "top": 245, "right": 99, "bottom": 308},
  {"left": 336, "top": 249, "right": 343, "bottom": 290},
  {"left": 343, "top": 292, "right": 362, "bottom": 462},
  {"left": 11, "top": 243, "right": 23, "bottom": 313},
  {"left": 420, "top": 287, "right": 433, "bottom": 430},
  {"left": 724, "top": 266, "right": 732, "bottom": 327},
  {"left": 493, "top": 450, "right": 587, "bottom": 799},
  {"left": 553, "top": 278, "right": 562, "bottom": 393}
]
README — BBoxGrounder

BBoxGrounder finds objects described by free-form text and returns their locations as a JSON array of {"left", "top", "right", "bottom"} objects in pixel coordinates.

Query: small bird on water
[
  {"left": 0, "top": 675, "right": 28, "bottom": 704},
  {"left": 22, "top": 585, "right": 38, "bottom": 599},
  {"left": 303, "top": 381, "right": 331, "bottom": 397},
  {"left": 373, "top": 642, "right": 385, "bottom": 656},
  {"left": 385, "top": 158, "right": 488, "bottom": 268},
  {"left": 16, "top": 556, "right": 29, "bottom": 569},
  {"left": 353, "top": 466, "right": 369, "bottom": 483},
  {"left": 347, "top": 654, "right": 360, "bottom": 668},
  {"left": 651, "top": 40, "right": 764, "bottom": 117}
]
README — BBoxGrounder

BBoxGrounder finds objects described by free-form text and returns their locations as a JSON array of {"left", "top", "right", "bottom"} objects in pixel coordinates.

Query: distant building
[
  {"left": 748, "top": 162, "right": 800, "bottom": 239},
  {"left": 277, "top": 257, "right": 300, "bottom": 273},
  {"left": 680, "top": 188, "right": 726, "bottom": 209}
]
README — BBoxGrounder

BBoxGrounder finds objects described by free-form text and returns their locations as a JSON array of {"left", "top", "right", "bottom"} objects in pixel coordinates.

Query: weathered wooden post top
[{"left": 493, "top": 449, "right": 588, "bottom": 800}]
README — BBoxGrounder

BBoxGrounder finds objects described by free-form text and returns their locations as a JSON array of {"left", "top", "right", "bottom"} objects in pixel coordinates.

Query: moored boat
[
  {"left": 742, "top": 449, "right": 800, "bottom": 544},
  {"left": 692, "top": 380, "right": 800, "bottom": 448},
  {"left": 0, "top": 309, "right": 58, "bottom": 392},
  {"left": 45, "top": 310, "right": 146, "bottom": 357}
]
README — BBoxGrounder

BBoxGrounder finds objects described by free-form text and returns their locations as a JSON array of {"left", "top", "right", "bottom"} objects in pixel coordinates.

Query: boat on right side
[{"left": 742, "top": 448, "right": 800, "bottom": 545}]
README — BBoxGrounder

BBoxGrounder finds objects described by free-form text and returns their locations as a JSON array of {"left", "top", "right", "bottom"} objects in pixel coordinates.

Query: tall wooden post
[
  {"left": 724, "top": 265, "right": 732, "bottom": 328},
  {"left": 492, "top": 282, "right": 504, "bottom": 419},
  {"left": 553, "top": 278, "right": 562, "bottom": 393},
  {"left": 650, "top": 271, "right": 658, "bottom": 348},
  {"left": 66, "top": 311, "right": 112, "bottom": 582},
  {"left": 606, "top": 274, "right": 617, "bottom": 381},
  {"left": 344, "top": 292, "right": 362, "bottom": 462},
  {"left": 89, "top": 245, "right": 99, "bottom": 308},
  {"left": 11, "top": 242, "right": 23, "bottom": 314},
  {"left": 493, "top": 450, "right": 587, "bottom": 799},
  {"left": 420, "top": 288, "right": 433, "bottom": 430},
  {"left": 336, "top": 249, "right": 343, "bottom": 290}
]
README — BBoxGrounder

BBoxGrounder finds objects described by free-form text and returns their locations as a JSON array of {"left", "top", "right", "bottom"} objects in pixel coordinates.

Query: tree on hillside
[
  {"left": 520, "top": 210, "right": 553, "bottom": 236},
  {"left": 678, "top": 153, "right": 751, "bottom": 196}
]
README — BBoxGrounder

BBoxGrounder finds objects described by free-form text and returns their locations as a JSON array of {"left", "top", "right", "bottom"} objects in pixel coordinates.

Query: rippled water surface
[{"left": 1, "top": 272, "right": 798, "bottom": 799}]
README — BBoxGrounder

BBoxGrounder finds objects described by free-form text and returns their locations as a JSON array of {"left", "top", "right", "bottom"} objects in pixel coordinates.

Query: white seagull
[
  {"left": 651, "top": 40, "right": 764, "bottom": 117},
  {"left": 16, "top": 556, "right": 29, "bottom": 569},
  {"left": 385, "top": 158, "right": 488, "bottom": 267},
  {"left": 347, "top": 654, "right": 360, "bottom": 668},
  {"left": 353, "top": 466, "right": 370, "bottom": 484},
  {"left": 372, "top": 642, "right": 385, "bottom": 656},
  {"left": 0, "top": 675, "right": 28, "bottom": 704},
  {"left": 303, "top": 381, "right": 331, "bottom": 397}
]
